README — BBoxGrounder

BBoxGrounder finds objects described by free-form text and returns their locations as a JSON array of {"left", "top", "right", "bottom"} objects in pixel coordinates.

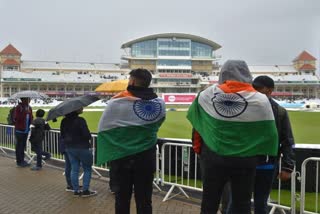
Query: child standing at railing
[{"left": 29, "top": 109, "right": 51, "bottom": 170}]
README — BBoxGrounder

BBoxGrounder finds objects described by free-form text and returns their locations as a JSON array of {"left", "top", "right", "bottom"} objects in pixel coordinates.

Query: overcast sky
[{"left": 0, "top": 0, "right": 319, "bottom": 67}]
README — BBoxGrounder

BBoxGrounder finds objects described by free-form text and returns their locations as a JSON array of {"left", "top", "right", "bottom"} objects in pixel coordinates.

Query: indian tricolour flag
[
  {"left": 97, "top": 96, "right": 166, "bottom": 165},
  {"left": 187, "top": 81, "right": 278, "bottom": 157}
]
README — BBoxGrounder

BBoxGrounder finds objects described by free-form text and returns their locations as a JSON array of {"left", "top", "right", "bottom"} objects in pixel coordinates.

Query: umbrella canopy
[
  {"left": 10, "top": 90, "right": 49, "bottom": 100},
  {"left": 46, "top": 95, "right": 100, "bottom": 121},
  {"left": 95, "top": 79, "right": 129, "bottom": 93}
]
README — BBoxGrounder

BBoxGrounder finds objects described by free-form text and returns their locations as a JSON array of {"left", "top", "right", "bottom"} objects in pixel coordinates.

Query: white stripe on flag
[
  {"left": 199, "top": 84, "right": 274, "bottom": 122},
  {"left": 98, "top": 97, "right": 166, "bottom": 131}
]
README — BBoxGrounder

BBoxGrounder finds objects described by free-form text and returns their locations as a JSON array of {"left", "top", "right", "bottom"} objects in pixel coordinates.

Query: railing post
[
  {"left": 290, "top": 166, "right": 296, "bottom": 214},
  {"left": 300, "top": 157, "right": 320, "bottom": 214}
]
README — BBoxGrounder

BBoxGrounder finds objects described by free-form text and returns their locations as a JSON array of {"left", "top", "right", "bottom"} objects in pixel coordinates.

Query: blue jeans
[
  {"left": 66, "top": 148, "right": 93, "bottom": 192},
  {"left": 254, "top": 169, "right": 276, "bottom": 214},
  {"left": 64, "top": 152, "right": 72, "bottom": 188},
  {"left": 15, "top": 132, "right": 28, "bottom": 165}
]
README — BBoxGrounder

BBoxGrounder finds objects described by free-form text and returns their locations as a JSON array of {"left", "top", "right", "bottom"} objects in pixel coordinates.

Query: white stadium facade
[{"left": 0, "top": 33, "right": 319, "bottom": 99}]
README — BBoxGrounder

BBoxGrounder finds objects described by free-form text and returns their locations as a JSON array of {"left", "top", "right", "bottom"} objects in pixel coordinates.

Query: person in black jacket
[
  {"left": 252, "top": 76, "right": 295, "bottom": 214},
  {"left": 29, "top": 109, "right": 51, "bottom": 170},
  {"left": 60, "top": 107, "right": 96, "bottom": 197}
]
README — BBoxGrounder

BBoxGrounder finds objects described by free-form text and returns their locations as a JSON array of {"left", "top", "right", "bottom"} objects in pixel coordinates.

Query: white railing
[
  {"left": 0, "top": 124, "right": 15, "bottom": 154},
  {"left": 300, "top": 157, "right": 320, "bottom": 214},
  {"left": 160, "top": 141, "right": 202, "bottom": 201},
  {"left": 158, "top": 139, "right": 297, "bottom": 214},
  {"left": 1, "top": 123, "right": 320, "bottom": 213}
]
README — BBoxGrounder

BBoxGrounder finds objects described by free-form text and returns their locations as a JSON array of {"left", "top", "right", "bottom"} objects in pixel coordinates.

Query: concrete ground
[{"left": 0, "top": 153, "right": 201, "bottom": 214}]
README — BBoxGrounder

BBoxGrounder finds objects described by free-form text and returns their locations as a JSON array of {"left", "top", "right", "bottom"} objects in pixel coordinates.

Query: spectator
[
  {"left": 29, "top": 109, "right": 51, "bottom": 170},
  {"left": 251, "top": 75, "right": 295, "bottom": 213},
  {"left": 60, "top": 107, "right": 96, "bottom": 197},
  {"left": 187, "top": 60, "right": 278, "bottom": 213},
  {"left": 14, "top": 97, "right": 33, "bottom": 167},
  {"left": 97, "top": 68, "right": 166, "bottom": 214}
]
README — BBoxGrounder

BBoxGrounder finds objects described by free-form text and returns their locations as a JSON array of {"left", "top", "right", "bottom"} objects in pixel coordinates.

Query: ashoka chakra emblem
[
  {"left": 133, "top": 100, "right": 162, "bottom": 121},
  {"left": 211, "top": 93, "right": 247, "bottom": 118}
]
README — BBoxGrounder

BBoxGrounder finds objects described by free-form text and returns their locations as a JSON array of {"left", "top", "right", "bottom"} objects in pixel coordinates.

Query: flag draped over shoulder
[
  {"left": 187, "top": 81, "right": 278, "bottom": 157},
  {"left": 97, "top": 95, "right": 166, "bottom": 164}
]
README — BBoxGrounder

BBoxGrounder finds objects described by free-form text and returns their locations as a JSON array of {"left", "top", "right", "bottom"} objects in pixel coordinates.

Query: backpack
[{"left": 7, "top": 106, "right": 16, "bottom": 125}]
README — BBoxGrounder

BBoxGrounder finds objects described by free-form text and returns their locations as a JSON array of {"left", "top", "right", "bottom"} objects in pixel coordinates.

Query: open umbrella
[
  {"left": 95, "top": 79, "right": 129, "bottom": 93},
  {"left": 10, "top": 90, "right": 49, "bottom": 100},
  {"left": 46, "top": 95, "right": 100, "bottom": 121}
]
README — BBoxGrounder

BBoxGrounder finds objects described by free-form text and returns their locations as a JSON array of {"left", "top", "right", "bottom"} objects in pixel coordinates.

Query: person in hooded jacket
[
  {"left": 29, "top": 109, "right": 51, "bottom": 170},
  {"left": 188, "top": 60, "right": 278, "bottom": 214},
  {"left": 60, "top": 107, "right": 96, "bottom": 197}
]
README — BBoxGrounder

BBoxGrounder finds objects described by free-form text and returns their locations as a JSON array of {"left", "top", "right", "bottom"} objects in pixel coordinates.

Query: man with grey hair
[{"left": 187, "top": 60, "right": 278, "bottom": 213}]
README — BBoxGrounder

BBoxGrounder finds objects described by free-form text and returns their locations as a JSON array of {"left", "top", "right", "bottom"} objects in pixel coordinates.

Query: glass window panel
[
  {"left": 158, "top": 39, "right": 191, "bottom": 56},
  {"left": 191, "top": 42, "right": 212, "bottom": 58},
  {"left": 131, "top": 40, "right": 157, "bottom": 57},
  {"left": 158, "top": 60, "right": 191, "bottom": 66}
]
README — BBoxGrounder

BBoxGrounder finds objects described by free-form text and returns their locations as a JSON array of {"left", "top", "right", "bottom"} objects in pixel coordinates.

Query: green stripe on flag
[
  {"left": 97, "top": 118, "right": 164, "bottom": 164},
  {"left": 187, "top": 97, "right": 278, "bottom": 157}
]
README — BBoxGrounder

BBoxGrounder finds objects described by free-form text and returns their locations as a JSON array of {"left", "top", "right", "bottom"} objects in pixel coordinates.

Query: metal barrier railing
[
  {"left": 160, "top": 141, "right": 202, "bottom": 201},
  {"left": 268, "top": 158, "right": 297, "bottom": 214},
  {"left": 0, "top": 124, "right": 15, "bottom": 154},
  {"left": 300, "top": 157, "right": 320, "bottom": 214},
  {"left": 158, "top": 139, "right": 297, "bottom": 213},
  {"left": 0, "top": 125, "right": 161, "bottom": 189},
  {"left": 1, "top": 124, "right": 320, "bottom": 213}
]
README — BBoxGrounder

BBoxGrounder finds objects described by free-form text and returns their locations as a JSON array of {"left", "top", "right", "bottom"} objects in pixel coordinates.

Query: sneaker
[
  {"left": 31, "top": 166, "right": 42, "bottom": 171},
  {"left": 82, "top": 190, "right": 97, "bottom": 197},
  {"left": 66, "top": 185, "right": 83, "bottom": 192},
  {"left": 65, "top": 186, "right": 74, "bottom": 192},
  {"left": 17, "top": 162, "right": 30, "bottom": 167},
  {"left": 73, "top": 191, "right": 82, "bottom": 197}
]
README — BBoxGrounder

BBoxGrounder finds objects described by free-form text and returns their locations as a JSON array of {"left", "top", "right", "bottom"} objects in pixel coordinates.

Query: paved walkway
[{"left": 0, "top": 154, "right": 201, "bottom": 214}]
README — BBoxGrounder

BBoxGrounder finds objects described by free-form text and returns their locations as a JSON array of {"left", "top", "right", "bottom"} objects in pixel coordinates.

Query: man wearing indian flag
[
  {"left": 187, "top": 60, "right": 278, "bottom": 213},
  {"left": 97, "top": 69, "right": 166, "bottom": 214}
]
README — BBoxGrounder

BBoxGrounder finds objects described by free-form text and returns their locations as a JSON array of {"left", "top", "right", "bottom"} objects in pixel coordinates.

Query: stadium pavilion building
[
  {"left": 121, "top": 33, "right": 221, "bottom": 93},
  {"left": 0, "top": 33, "right": 319, "bottom": 99}
]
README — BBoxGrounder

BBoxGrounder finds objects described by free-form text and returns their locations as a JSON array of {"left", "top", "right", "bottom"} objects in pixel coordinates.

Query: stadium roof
[
  {"left": 293, "top": 50, "right": 316, "bottom": 61},
  {"left": 0, "top": 44, "right": 22, "bottom": 56},
  {"left": 121, "top": 33, "right": 222, "bottom": 50},
  {"left": 21, "top": 60, "right": 122, "bottom": 71},
  {"left": 3, "top": 59, "right": 19, "bottom": 65},
  {"left": 299, "top": 64, "right": 316, "bottom": 71},
  {"left": 248, "top": 65, "right": 296, "bottom": 73}
]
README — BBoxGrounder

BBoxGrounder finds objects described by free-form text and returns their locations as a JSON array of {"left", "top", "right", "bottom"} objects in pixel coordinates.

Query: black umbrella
[
  {"left": 10, "top": 90, "right": 49, "bottom": 100},
  {"left": 46, "top": 95, "right": 100, "bottom": 121}
]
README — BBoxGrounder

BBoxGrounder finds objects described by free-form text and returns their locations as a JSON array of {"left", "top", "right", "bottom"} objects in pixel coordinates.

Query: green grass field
[
  {"left": 1, "top": 107, "right": 320, "bottom": 144},
  {"left": 1, "top": 107, "right": 320, "bottom": 211}
]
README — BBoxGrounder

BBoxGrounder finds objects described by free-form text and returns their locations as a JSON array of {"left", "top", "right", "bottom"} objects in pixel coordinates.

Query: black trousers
[
  {"left": 32, "top": 143, "right": 51, "bottom": 167},
  {"left": 200, "top": 145, "right": 256, "bottom": 214},
  {"left": 110, "top": 147, "right": 156, "bottom": 214},
  {"left": 15, "top": 132, "right": 28, "bottom": 165},
  {"left": 253, "top": 168, "right": 276, "bottom": 214}
]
